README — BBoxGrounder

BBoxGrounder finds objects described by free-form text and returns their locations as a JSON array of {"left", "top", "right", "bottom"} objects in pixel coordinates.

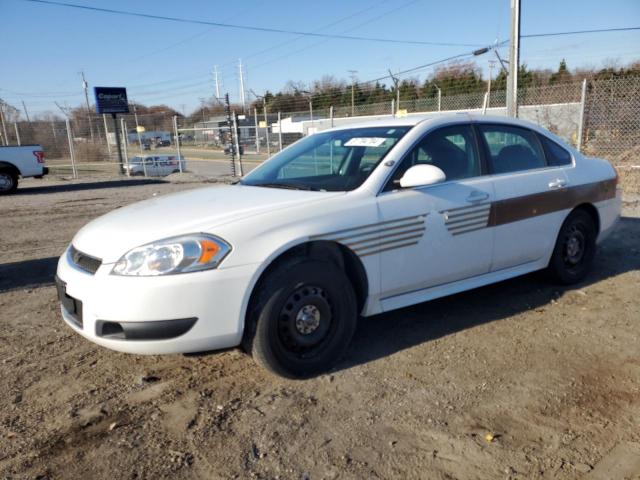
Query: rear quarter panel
[{"left": 564, "top": 153, "right": 620, "bottom": 241}]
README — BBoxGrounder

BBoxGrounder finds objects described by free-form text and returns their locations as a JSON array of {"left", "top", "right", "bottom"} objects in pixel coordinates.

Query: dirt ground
[{"left": 1, "top": 175, "right": 639, "bottom": 480}]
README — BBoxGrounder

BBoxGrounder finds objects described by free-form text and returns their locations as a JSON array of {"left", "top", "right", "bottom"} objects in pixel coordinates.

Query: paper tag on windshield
[{"left": 344, "top": 137, "right": 386, "bottom": 148}]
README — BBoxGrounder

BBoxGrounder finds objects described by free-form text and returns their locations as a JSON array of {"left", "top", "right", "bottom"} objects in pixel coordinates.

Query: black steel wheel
[
  {"left": 547, "top": 209, "right": 597, "bottom": 284},
  {"left": 244, "top": 258, "right": 357, "bottom": 378},
  {"left": 0, "top": 170, "right": 18, "bottom": 194}
]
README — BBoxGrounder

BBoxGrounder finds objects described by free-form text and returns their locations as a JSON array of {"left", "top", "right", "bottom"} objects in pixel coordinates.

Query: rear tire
[
  {"left": 547, "top": 209, "right": 597, "bottom": 284},
  {"left": 0, "top": 170, "right": 18, "bottom": 194},
  {"left": 243, "top": 258, "right": 357, "bottom": 378}
]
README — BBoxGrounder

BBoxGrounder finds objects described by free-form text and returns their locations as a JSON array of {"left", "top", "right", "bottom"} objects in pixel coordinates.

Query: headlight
[{"left": 111, "top": 234, "right": 231, "bottom": 276}]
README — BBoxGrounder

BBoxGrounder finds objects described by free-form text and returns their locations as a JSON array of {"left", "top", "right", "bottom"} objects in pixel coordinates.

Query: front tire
[
  {"left": 547, "top": 209, "right": 597, "bottom": 284},
  {"left": 244, "top": 259, "right": 357, "bottom": 378},
  {"left": 0, "top": 170, "right": 18, "bottom": 194}
]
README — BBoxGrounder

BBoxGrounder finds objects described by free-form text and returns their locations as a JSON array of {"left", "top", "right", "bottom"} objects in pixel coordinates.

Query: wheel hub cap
[
  {"left": 295, "top": 305, "right": 321, "bottom": 334},
  {"left": 564, "top": 229, "right": 585, "bottom": 265},
  {"left": 278, "top": 285, "right": 332, "bottom": 351},
  {"left": 0, "top": 174, "right": 11, "bottom": 189}
]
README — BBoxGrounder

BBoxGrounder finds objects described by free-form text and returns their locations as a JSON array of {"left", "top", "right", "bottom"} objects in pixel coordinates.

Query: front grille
[{"left": 69, "top": 245, "right": 102, "bottom": 274}]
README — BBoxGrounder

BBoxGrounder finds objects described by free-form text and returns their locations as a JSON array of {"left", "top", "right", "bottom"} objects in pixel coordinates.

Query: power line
[
  {"left": 20, "top": 0, "right": 483, "bottom": 47},
  {"left": 522, "top": 26, "right": 640, "bottom": 39},
  {"left": 249, "top": 0, "right": 423, "bottom": 71}
]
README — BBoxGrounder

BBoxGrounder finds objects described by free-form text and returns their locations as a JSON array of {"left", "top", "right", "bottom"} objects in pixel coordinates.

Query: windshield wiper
[{"left": 252, "top": 182, "right": 319, "bottom": 191}]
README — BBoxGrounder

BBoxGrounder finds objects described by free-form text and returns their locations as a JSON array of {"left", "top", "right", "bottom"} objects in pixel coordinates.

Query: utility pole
[
  {"left": 213, "top": 65, "right": 221, "bottom": 99},
  {"left": 80, "top": 71, "right": 95, "bottom": 141},
  {"left": 506, "top": 0, "right": 521, "bottom": 117},
  {"left": 21, "top": 100, "right": 31, "bottom": 123},
  {"left": 238, "top": 59, "right": 246, "bottom": 112},
  {"left": 348, "top": 70, "right": 358, "bottom": 116}
]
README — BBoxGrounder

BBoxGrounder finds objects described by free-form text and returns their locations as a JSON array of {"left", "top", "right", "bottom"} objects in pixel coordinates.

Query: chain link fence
[{"left": 3, "top": 76, "right": 638, "bottom": 189}]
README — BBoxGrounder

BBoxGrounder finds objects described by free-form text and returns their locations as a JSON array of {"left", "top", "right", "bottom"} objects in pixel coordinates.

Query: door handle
[
  {"left": 548, "top": 178, "right": 568, "bottom": 189},
  {"left": 466, "top": 191, "right": 490, "bottom": 203}
]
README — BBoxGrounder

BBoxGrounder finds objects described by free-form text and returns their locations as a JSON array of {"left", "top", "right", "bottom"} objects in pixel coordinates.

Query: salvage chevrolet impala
[{"left": 56, "top": 115, "right": 621, "bottom": 378}]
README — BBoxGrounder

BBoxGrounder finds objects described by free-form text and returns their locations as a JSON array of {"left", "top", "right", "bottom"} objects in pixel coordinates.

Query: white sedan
[{"left": 56, "top": 115, "right": 621, "bottom": 378}]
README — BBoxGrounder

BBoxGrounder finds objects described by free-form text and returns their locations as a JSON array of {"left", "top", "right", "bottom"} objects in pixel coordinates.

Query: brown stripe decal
[{"left": 488, "top": 178, "right": 617, "bottom": 227}]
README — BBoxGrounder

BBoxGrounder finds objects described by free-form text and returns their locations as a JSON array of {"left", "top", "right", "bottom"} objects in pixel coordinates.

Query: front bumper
[{"left": 56, "top": 246, "right": 260, "bottom": 354}]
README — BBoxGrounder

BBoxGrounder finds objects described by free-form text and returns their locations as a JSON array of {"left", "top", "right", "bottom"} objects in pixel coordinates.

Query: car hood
[{"left": 72, "top": 184, "right": 342, "bottom": 263}]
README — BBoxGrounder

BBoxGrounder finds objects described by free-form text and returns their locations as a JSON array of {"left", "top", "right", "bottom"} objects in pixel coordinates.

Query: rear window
[{"left": 538, "top": 134, "right": 572, "bottom": 166}]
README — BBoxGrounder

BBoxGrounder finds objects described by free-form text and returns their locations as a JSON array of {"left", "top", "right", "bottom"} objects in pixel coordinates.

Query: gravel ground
[{"left": 1, "top": 176, "right": 639, "bottom": 480}]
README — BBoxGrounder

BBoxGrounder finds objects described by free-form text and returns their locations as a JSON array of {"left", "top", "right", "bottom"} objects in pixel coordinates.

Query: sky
[{"left": 1, "top": 0, "right": 639, "bottom": 117}]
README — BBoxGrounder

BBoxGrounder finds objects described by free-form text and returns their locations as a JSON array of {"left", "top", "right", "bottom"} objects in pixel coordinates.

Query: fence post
[
  {"left": 437, "top": 88, "right": 442, "bottom": 112},
  {"left": 264, "top": 106, "right": 271, "bottom": 157},
  {"left": 330, "top": 105, "right": 334, "bottom": 128},
  {"left": 577, "top": 78, "right": 588, "bottom": 152},
  {"left": 254, "top": 108, "right": 260, "bottom": 153},
  {"left": 391, "top": 99, "right": 395, "bottom": 116},
  {"left": 14, "top": 123, "right": 21, "bottom": 146},
  {"left": 173, "top": 115, "right": 182, "bottom": 173},
  {"left": 482, "top": 92, "right": 489, "bottom": 115},
  {"left": 0, "top": 107, "right": 8, "bottom": 145},
  {"left": 102, "top": 114, "right": 112, "bottom": 155},
  {"left": 65, "top": 118, "right": 78, "bottom": 179},
  {"left": 120, "top": 118, "right": 131, "bottom": 176},
  {"left": 277, "top": 111, "right": 283, "bottom": 151}
]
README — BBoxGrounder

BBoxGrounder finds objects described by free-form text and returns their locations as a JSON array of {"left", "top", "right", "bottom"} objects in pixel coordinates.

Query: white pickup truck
[{"left": 0, "top": 145, "right": 48, "bottom": 194}]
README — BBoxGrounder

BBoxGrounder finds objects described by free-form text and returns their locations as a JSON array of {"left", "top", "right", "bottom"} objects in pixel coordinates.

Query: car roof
[{"left": 327, "top": 113, "right": 546, "bottom": 132}]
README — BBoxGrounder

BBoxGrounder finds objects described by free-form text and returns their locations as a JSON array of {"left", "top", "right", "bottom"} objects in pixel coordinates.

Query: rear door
[{"left": 476, "top": 123, "right": 570, "bottom": 271}]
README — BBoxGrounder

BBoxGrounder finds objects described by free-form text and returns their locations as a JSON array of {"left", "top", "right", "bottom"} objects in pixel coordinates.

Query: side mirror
[{"left": 399, "top": 164, "right": 446, "bottom": 188}]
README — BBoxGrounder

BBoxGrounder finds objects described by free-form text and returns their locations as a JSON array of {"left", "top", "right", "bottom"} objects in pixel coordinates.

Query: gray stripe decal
[
  {"left": 441, "top": 203, "right": 491, "bottom": 236},
  {"left": 348, "top": 231, "right": 425, "bottom": 250},
  {"left": 443, "top": 202, "right": 491, "bottom": 214},
  {"left": 356, "top": 240, "right": 421, "bottom": 257},
  {"left": 311, "top": 214, "right": 426, "bottom": 240},
  {"left": 446, "top": 212, "right": 490, "bottom": 226},
  {"left": 311, "top": 213, "right": 428, "bottom": 257},
  {"left": 450, "top": 223, "right": 487, "bottom": 235},
  {"left": 446, "top": 204, "right": 490, "bottom": 217},
  {"left": 331, "top": 220, "right": 425, "bottom": 242},
  {"left": 447, "top": 216, "right": 490, "bottom": 229}
]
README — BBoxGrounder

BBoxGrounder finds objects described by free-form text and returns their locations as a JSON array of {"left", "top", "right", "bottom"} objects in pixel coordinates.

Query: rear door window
[{"left": 478, "top": 125, "right": 546, "bottom": 174}]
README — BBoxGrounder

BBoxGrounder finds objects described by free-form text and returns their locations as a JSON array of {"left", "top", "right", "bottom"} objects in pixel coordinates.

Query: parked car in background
[
  {"left": 57, "top": 115, "right": 620, "bottom": 378},
  {"left": 124, "top": 155, "right": 186, "bottom": 177},
  {"left": 0, "top": 145, "right": 48, "bottom": 194}
]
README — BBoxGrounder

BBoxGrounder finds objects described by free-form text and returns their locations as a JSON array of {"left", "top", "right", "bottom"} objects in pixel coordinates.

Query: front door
[{"left": 375, "top": 124, "right": 495, "bottom": 310}]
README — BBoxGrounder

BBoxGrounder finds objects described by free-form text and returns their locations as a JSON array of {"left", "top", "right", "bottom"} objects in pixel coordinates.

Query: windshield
[{"left": 240, "top": 126, "right": 410, "bottom": 191}]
